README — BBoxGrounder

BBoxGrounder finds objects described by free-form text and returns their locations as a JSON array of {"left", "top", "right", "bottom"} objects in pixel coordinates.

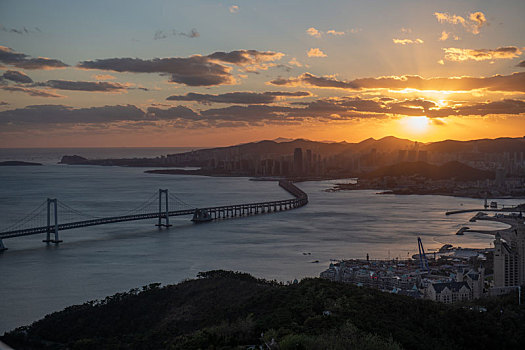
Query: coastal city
[
  {"left": 320, "top": 207, "right": 525, "bottom": 303},
  {"left": 2, "top": 0, "right": 525, "bottom": 348}
]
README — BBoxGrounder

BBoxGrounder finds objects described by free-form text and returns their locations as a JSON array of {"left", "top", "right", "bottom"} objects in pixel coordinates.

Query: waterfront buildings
[{"left": 319, "top": 249, "right": 492, "bottom": 304}]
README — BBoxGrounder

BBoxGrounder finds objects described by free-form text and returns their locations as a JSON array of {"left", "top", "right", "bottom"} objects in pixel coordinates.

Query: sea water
[{"left": 0, "top": 148, "right": 514, "bottom": 333}]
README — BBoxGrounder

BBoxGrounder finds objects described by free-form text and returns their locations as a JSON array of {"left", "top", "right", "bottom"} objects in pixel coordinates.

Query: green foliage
[{"left": 2, "top": 270, "right": 524, "bottom": 350}]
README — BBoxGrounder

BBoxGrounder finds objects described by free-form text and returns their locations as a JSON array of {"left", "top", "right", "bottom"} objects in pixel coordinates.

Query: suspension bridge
[{"left": 0, "top": 180, "right": 308, "bottom": 251}]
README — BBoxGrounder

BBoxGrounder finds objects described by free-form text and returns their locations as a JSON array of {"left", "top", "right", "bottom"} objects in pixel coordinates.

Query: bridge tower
[
  {"left": 156, "top": 189, "right": 172, "bottom": 228},
  {"left": 43, "top": 198, "right": 62, "bottom": 244},
  {"left": 0, "top": 238, "right": 6, "bottom": 252}
]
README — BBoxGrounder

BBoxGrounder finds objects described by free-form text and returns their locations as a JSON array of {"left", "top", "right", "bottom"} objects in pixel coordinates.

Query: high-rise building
[
  {"left": 293, "top": 148, "right": 303, "bottom": 175},
  {"left": 306, "top": 149, "right": 312, "bottom": 175},
  {"left": 494, "top": 233, "right": 520, "bottom": 287}
]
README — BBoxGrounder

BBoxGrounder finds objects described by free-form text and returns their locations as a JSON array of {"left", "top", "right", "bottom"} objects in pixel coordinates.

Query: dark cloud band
[
  {"left": 166, "top": 91, "right": 311, "bottom": 104},
  {"left": 0, "top": 46, "right": 68, "bottom": 70},
  {"left": 270, "top": 72, "right": 525, "bottom": 93}
]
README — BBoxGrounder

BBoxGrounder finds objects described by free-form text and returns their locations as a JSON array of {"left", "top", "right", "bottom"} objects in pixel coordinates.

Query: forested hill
[{"left": 2, "top": 271, "right": 524, "bottom": 350}]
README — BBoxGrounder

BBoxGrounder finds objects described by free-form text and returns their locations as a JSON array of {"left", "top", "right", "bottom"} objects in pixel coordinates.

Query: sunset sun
[{"left": 401, "top": 116, "right": 430, "bottom": 134}]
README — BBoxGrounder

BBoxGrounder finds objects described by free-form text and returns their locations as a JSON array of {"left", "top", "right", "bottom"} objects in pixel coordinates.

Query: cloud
[
  {"left": 154, "top": 29, "right": 200, "bottom": 40},
  {"left": 443, "top": 46, "right": 522, "bottom": 62},
  {"left": 392, "top": 38, "right": 424, "bottom": 45},
  {"left": 146, "top": 105, "right": 200, "bottom": 120},
  {"left": 207, "top": 50, "right": 284, "bottom": 65},
  {"left": 179, "top": 29, "right": 200, "bottom": 38},
  {"left": 92, "top": 74, "right": 116, "bottom": 81},
  {"left": 517, "top": 60, "right": 525, "bottom": 68},
  {"left": 288, "top": 57, "right": 303, "bottom": 67},
  {"left": 1, "top": 70, "right": 33, "bottom": 83},
  {"left": 0, "top": 104, "right": 145, "bottom": 124},
  {"left": 2, "top": 97, "right": 523, "bottom": 131},
  {"left": 269, "top": 72, "right": 525, "bottom": 93},
  {"left": 439, "top": 31, "right": 459, "bottom": 41},
  {"left": 434, "top": 12, "right": 466, "bottom": 25},
  {"left": 428, "top": 99, "right": 525, "bottom": 118},
  {"left": 0, "top": 46, "right": 68, "bottom": 70},
  {"left": 166, "top": 91, "right": 311, "bottom": 104},
  {"left": 468, "top": 12, "right": 487, "bottom": 33},
  {"left": 78, "top": 54, "right": 233, "bottom": 87},
  {"left": 434, "top": 11, "right": 487, "bottom": 34},
  {"left": 0, "top": 25, "right": 41, "bottom": 35},
  {"left": 400, "top": 28, "right": 412, "bottom": 34},
  {"left": 153, "top": 30, "right": 167, "bottom": 40},
  {"left": 306, "top": 28, "right": 347, "bottom": 38},
  {"left": 326, "top": 30, "right": 345, "bottom": 36},
  {"left": 37, "top": 80, "right": 129, "bottom": 92},
  {"left": 229, "top": 5, "right": 239, "bottom": 13},
  {"left": 0, "top": 86, "right": 63, "bottom": 98},
  {"left": 307, "top": 48, "right": 327, "bottom": 57},
  {"left": 306, "top": 27, "right": 322, "bottom": 38}
]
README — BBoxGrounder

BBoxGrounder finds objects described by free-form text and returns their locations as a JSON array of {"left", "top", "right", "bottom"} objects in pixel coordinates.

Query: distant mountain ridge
[{"left": 191, "top": 136, "right": 524, "bottom": 159}]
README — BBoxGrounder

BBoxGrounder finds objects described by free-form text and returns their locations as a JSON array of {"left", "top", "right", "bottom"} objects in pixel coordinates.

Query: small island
[{"left": 0, "top": 161, "right": 42, "bottom": 166}]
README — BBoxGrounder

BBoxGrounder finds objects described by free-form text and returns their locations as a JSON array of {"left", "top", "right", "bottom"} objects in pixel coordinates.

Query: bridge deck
[{"left": 0, "top": 180, "right": 308, "bottom": 241}]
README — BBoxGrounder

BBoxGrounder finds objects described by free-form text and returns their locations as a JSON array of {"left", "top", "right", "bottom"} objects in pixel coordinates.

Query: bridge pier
[
  {"left": 192, "top": 209, "right": 213, "bottom": 223},
  {"left": 43, "top": 198, "right": 62, "bottom": 244},
  {"left": 0, "top": 238, "right": 7, "bottom": 252},
  {"left": 156, "top": 189, "right": 172, "bottom": 228}
]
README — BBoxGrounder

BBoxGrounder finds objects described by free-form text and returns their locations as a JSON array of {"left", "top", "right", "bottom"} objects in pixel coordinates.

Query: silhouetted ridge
[
  {"left": 362, "top": 161, "right": 494, "bottom": 181},
  {"left": 2, "top": 271, "right": 523, "bottom": 350}
]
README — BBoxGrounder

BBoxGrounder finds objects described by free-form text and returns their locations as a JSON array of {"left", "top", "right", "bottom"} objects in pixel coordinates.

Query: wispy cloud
[
  {"left": 154, "top": 28, "right": 199, "bottom": 40},
  {"left": 326, "top": 30, "right": 345, "bottom": 36},
  {"left": 393, "top": 38, "right": 424, "bottom": 45},
  {"left": 288, "top": 57, "right": 303, "bottom": 67},
  {"left": 443, "top": 46, "right": 522, "bottom": 62},
  {"left": 0, "top": 86, "right": 63, "bottom": 98},
  {"left": 306, "top": 27, "right": 348, "bottom": 38},
  {"left": 306, "top": 27, "right": 322, "bottom": 38},
  {"left": 0, "top": 25, "right": 41, "bottom": 35},
  {"left": 92, "top": 74, "right": 116, "bottom": 81},
  {"left": 307, "top": 48, "right": 327, "bottom": 57},
  {"left": 434, "top": 11, "right": 487, "bottom": 34}
]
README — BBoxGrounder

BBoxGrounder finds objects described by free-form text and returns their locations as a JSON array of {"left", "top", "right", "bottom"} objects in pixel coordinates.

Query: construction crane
[{"left": 417, "top": 237, "right": 430, "bottom": 274}]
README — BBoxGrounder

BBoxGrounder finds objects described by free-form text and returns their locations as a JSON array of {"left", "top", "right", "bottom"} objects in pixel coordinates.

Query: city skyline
[{"left": 1, "top": 0, "right": 524, "bottom": 147}]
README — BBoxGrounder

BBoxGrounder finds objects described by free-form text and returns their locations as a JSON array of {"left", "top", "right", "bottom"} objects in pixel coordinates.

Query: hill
[
  {"left": 2, "top": 271, "right": 524, "bottom": 350},
  {"left": 362, "top": 161, "right": 494, "bottom": 181}
]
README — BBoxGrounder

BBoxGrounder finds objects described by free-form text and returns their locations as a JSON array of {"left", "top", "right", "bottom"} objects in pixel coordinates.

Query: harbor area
[{"left": 320, "top": 243, "right": 494, "bottom": 303}]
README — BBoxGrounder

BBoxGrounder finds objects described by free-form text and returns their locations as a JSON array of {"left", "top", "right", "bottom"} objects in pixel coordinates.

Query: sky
[{"left": 0, "top": 0, "right": 524, "bottom": 147}]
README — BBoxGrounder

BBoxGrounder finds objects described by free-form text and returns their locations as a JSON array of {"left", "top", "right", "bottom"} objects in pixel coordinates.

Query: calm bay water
[{"left": 0, "top": 149, "right": 516, "bottom": 333}]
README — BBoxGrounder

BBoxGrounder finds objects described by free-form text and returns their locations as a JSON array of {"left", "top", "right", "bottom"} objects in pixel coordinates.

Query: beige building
[
  {"left": 456, "top": 267, "right": 485, "bottom": 298},
  {"left": 426, "top": 282, "right": 471, "bottom": 303}
]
